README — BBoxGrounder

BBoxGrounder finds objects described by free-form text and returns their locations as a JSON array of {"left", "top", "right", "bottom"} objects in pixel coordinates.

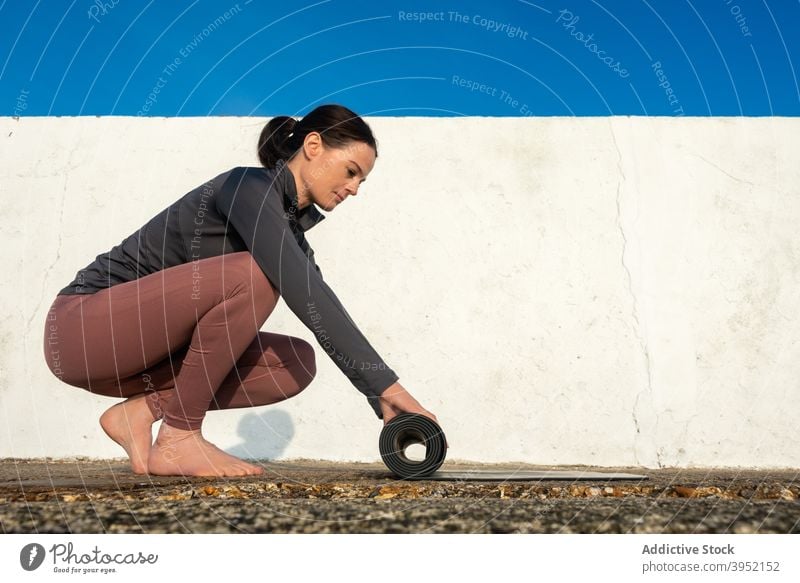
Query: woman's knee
[{"left": 290, "top": 339, "right": 317, "bottom": 389}]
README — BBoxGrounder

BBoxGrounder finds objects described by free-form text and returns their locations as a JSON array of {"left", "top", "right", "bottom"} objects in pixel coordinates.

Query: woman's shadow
[{"left": 225, "top": 409, "right": 294, "bottom": 461}]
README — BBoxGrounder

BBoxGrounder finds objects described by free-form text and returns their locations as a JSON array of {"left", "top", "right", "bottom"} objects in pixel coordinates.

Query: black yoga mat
[
  {"left": 379, "top": 413, "right": 648, "bottom": 481},
  {"left": 379, "top": 413, "right": 448, "bottom": 479}
]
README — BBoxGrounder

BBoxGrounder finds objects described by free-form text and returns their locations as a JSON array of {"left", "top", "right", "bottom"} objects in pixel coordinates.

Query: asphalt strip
[{"left": 412, "top": 469, "right": 649, "bottom": 481}]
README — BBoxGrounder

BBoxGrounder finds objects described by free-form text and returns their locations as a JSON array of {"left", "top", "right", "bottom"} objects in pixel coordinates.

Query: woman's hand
[{"left": 378, "top": 381, "right": 448, "bottom": 449}]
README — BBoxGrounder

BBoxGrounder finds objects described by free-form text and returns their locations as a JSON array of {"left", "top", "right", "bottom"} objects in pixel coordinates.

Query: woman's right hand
[{"left": 378, "top": 381, "right": 448, "bottom": 449}]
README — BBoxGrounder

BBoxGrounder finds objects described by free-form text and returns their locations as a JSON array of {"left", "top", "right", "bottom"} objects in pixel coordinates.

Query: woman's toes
[{"left": 148, "top": 428, "right": 263, "bottom": 477}]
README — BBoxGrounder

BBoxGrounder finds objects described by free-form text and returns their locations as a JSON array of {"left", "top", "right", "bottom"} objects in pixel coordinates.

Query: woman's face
[{"left": 291, "top": 132, "right": 376, "bottom": 212}]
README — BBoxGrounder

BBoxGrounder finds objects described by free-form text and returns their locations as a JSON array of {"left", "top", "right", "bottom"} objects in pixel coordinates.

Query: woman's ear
[{"left": 302, "top": 131, "right": 323, "bottom": 161}]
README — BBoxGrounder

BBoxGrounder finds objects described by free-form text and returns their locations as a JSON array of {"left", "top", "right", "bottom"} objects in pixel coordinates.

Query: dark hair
[{"left": 257, "top": 104, "right": 378, "bottom": 169}]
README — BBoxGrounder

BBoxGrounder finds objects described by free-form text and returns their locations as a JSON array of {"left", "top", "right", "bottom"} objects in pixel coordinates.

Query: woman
[{"left": 43, "top": 103, "right": 440, "bottom": 478}]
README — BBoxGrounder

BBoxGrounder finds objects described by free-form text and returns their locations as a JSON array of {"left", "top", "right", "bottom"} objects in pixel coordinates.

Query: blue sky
[{"left": 2, "top": 0, "right": 798, "bottom": 117}]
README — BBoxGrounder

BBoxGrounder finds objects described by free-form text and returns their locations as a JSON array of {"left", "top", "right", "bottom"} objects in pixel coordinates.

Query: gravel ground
[{"left": 1, "top": 458, "right": 798, "bottom": 534}]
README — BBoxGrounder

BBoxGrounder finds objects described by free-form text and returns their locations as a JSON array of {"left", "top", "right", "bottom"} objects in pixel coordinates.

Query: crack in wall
[
  {"left": 24, "top": 175, "right": 67, "bottom": 336},
  {"left": 609, "top": 120, "right": 661, "bottom": 468},
  {"left": 693, "top": 153, "right": 755, "bottom": 186}
]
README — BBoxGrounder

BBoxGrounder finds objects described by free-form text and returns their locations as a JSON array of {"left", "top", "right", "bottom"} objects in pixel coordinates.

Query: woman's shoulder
[
  {"left": 204, "top": 166, "right": 266, "bottom": 194},
  {"left": 210, "top": 165, "right": 287, "bottom": 210},
  {"left": 218, "top": 165, "right": 276, "bottom": 181},
  {"left": 217, "top": 165, "right": 286, "bottom": 193}
]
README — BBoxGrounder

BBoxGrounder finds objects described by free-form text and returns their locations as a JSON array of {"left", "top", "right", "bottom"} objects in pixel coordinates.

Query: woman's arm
[
  {"left": 215, "top": 167, "right": 397, "bottom": 419},
  {"left": 297, "top": 235, "right": 323, "bottom": 279}
]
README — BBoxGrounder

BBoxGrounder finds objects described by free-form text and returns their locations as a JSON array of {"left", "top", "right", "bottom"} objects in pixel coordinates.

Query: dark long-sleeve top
[{"left": 57, "top": 158, "right": 398, "bottom": 418}]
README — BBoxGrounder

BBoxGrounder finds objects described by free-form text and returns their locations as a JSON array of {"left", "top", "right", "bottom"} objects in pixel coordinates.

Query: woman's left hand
[
  {"left": 379, "top": 397, "right": 404, "bottom": 425},
  {"left": 378, "top": 381, "right": 448, "bottom": 449}
]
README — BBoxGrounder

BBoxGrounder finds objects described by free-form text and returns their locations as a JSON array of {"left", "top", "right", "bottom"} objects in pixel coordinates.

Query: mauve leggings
[{"left": 43, "top": 251, "right": 316, "bottom": 431}]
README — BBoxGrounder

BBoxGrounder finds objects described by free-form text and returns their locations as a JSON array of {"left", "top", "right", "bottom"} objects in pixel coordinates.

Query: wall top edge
[{"left": 2, "top": 115, "right": 799, "bottom": 121}]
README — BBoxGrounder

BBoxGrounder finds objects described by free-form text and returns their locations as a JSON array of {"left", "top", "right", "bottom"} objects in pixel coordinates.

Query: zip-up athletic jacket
[{"left": 57, "top": 158, "right": 398, "bottom": 418}]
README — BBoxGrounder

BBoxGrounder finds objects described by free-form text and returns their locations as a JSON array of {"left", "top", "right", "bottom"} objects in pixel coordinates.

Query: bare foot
[
  {"left": 99, "top": 394, "right": 157, "bottom": 474},
  {"left": 147, "top": 422, "right": 264, "bottom": 477}
]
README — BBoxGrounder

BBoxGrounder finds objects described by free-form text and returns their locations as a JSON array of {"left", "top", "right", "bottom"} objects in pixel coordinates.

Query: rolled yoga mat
[
  {"left": 379, "top": 413, "right": 448, "bottom": 479},
  {"left": 379, "top": 413, "right": 648, "bottom": 481}
]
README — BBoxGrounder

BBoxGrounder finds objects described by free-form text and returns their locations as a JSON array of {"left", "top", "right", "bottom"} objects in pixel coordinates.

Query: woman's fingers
[{"left": 380, "top": 390, "right": 446, "bottom": 450}]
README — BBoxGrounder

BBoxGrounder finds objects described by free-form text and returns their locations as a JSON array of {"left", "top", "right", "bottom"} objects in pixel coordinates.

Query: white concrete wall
[{"left": 2, "top": 116, "right": 798, "bottom": 469}]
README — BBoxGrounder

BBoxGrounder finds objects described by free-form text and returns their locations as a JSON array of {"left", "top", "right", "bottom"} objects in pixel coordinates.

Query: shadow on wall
[{"left": 225, "top": 409, "right": 294, "bottom": 460}]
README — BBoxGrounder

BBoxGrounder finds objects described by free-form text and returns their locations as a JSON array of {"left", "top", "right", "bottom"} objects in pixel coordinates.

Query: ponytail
[{"left": 257, "top": 115, "right": 298, "bottom": 169}]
